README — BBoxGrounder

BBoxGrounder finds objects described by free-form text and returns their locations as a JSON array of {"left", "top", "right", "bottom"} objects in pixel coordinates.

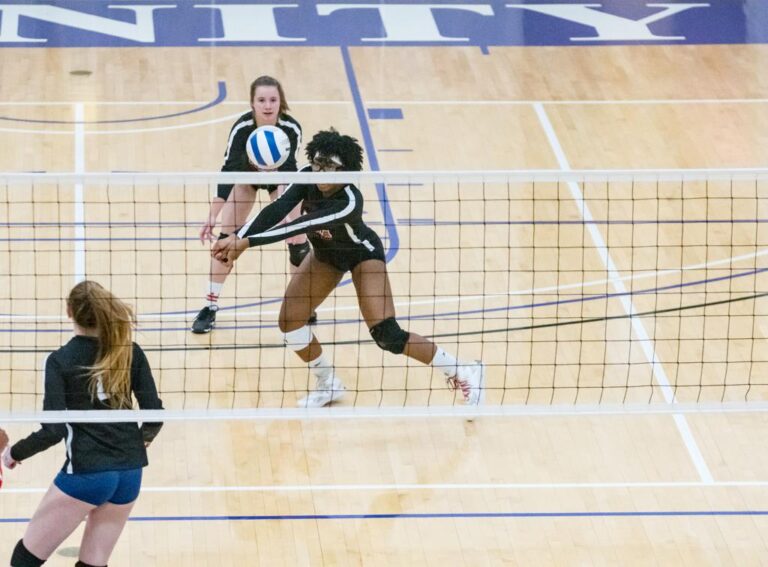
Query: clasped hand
[
  {"left": 1, "top": 447, "right": 18, "bottom": 470},
  {"left": 211, "top": 234, "right": 249, "bottom": 264}
]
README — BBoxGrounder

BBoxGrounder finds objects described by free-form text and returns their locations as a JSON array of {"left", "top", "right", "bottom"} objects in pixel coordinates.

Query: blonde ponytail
[{"left": 67, "top": 281, "right": 135, "bottom": 409}]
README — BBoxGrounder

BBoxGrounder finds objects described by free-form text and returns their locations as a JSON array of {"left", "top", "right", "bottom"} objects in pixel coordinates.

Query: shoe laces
[{"left": 447, "top": 376, "right": 471, "bottom": 401}]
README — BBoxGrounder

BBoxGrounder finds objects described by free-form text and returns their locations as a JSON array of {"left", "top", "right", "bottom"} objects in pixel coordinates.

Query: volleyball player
[
  {"left": 212, "top": 129, "right": 485, "bottom": 408},
  {"left": 0, "top": 426, "right": 7, "bottom": 487},
  {"left": 4, "top": 281, "right": 163, "bottom": 567},
  {"left": 193, "top": 75, "right": 312, "bottom": 334}
]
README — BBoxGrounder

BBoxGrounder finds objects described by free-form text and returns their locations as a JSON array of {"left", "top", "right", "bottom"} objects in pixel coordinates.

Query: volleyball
[{"left": 245, "top": 125, "right": 291, "bottom": 170}]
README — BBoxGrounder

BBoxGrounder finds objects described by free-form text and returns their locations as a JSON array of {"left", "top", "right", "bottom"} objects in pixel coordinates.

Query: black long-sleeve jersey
[
  {"left": 10, "top": 336, "right": 163, "bottom": 474},
  {"left": 216, "top": 111, "right": 302, "bottom": 200},
  {"left": 236, "top": 166, "right": 385, "bottom": 272}
]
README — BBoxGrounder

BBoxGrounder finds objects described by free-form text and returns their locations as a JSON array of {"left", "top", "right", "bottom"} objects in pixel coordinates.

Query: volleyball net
[{"left": 1, "top": 169, "right": 767, "bottom": 420}]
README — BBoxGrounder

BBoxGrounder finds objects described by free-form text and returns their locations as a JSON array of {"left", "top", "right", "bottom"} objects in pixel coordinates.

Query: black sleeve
[
  {"left": 10, "top": 355, "right": 68, "bottom": 462},
  {"left": 131, "top": 345, "right": 164, "bottom": 444},
  {"left": 244, "top": 186, "right": 362, "bottom": 248},
  {"left": 217, "top": 120, "right": 251, "bottom": 201},
  {"left": 236, "top": 182, "right": 308, "bottom": 244}
]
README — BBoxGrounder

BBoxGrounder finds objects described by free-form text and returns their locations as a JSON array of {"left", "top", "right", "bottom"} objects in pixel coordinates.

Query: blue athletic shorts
[{"left": 54, "top": 468, "right": 143, "bottom": 506}]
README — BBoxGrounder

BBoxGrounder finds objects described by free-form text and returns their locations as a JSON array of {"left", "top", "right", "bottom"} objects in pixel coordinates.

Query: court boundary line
[
  {"left": 4, "top": 509, "right": 768, "bottom": 523},
  {"left": 4, "top": 479, "right": 768, "bottom": 495},
  {"left": 533, "top": 102, "right": 715, "bottom": 484},
  {"left": 2, "top": 98, "right": 768, "bottom": 106},
  {"left": 0, "top": 82, "right": 227, "bottom": 124},
  {"left": 3, "top": 169, "right": 768, "bottom": 182},
  {"left": 0, "top": 94, "right": 765, "bottom": 135},
  {"left": 0, "top": 238, "right": 765, "bottom": 321},
  {"left": 0, "top": 111, "right": 246, "bottom": 135},
  {"left": 1, "top": 402, "right": 768, "bottom": 423},
  {"left": 0, "top": 263, "right": 763, "bottom": 337},
  {"left": 368, "top": 99, "right": 768, "bottom": 106},
  {"left": 0, "top": 100, "right": 350, "bottom": 106}
]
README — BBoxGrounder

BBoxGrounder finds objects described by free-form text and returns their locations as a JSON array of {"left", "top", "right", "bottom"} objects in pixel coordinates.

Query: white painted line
[
  {"left": 366, "top": 99, "right": 768, "bottom": 106},
  {"left": 0, "top": 127, "right": 82, "bottom": 135},
  {"left": 2, "top": 169, "right": 767, "bottom": 184},
  {"left": 673, "top": 414, "right": 714, "bottom": 483},
  {"left": 0, "top": 96, "right": 764, "bottom": 135},
  {"left": 3, "top": 479, "right": 768, "bottom": 495},
  {"left": 533, "top": 102, "right": 715, "bottom": 484},
  {"left": 1, "top": 246, "right": 765, "bottom": 322},
  {"left": 3, "top": 98, "right": 768, "bottom": 107},
  {"left": 0, "top": 112, "right": 245, "bottom": 136},
  {"left": 2, "top": 402, "right": 768, "bottom": 423},
  {"left": 73, "top": 103, "right": 85, "bottom": 284},
  {"left": 0, "top": 100, "right": 351, "bottom": 106}
]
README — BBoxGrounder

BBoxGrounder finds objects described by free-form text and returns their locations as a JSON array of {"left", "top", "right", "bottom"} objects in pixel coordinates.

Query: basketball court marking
[
  {"left": 0, "top": 82, "right": 227, "bottom": 124},
  {"left": 0, "top": 267, "right": 763, "bottom": 333},
  {"left": 0, "top": 112, "right": 245, "bottom": 135},
  {"left": 368, "top": 98, "right": 768, "bottom": 105},
  {"left": 6, "top": 98, "right": 768, "bottom": 106},
  {"left": 4, "top": 478, "right": 768, "bottom": 495},
  {"left": 0, "top": 250, "right": 764, "bottom": 322},
  {"left": 4, "top": 509, "right": 768, "bottom": 524},
  {"left": 535, "top": 101, "right": 714, "bottom": 483}
]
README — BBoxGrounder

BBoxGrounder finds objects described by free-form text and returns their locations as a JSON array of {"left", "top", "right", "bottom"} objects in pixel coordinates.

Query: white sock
[
  {"left": 430, "top": 347, "right": 459, "bottom": 378},
  {"left": 206, "top": 281, "right": 224, "bottom": 308},
  {"left": 308, "top": 354, "right": 334, "bottom": 381}
]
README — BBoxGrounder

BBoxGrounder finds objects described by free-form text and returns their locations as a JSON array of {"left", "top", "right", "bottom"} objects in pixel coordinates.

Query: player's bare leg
[
  {"left": 279, "top": 254, "right": 344, "bottom": 407},
  {"left": 352, "top": 259, "right": 485, "bottom": 405},
  {"left": 192, "top": 184, "right": 256, "bottom": 334}
]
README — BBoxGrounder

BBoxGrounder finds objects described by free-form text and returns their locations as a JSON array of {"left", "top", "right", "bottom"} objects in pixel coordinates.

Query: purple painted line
[
  {"left": 367, "top": 108, "right": 403, "bottom": 120},
  {"left": 0, "top": 82, "right": 226, "bottom": 124},
  {"left": 4, "top": 509, "right": 768, "bottom": 524},
  {"left": 0, "top": 222, "right": 190, "bottom": 226},
  {"left": 1, "top": 267, "right": 765, "bottom": 333},
  {"left": 0, "top": 237, "right": 194, "bottom": 242},
  {"left": 340, "top": 45, "right": 399, "bottom": 263}
]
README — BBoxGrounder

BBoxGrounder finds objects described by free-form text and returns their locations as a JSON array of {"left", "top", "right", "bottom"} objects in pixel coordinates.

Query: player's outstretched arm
[
  {"left": 211, "top": 234, "right": 249, "bottom": 264},
  {"left": 200, "top": 197, "right": 226, "bottom": 243}
]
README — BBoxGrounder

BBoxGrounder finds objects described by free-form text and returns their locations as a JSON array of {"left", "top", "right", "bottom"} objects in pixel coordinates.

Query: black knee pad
[
  {"left": 288, "top": 242, "right": 311, "bottom": 268},
  {"left": 370, "top": 317, "right": 409, "bottom": 355},
  {"left": 75, "top": 561, "right": 106, "bottom": 567},
  {"left": 11, "top": 539, "right": 45, "bottom": 567}
]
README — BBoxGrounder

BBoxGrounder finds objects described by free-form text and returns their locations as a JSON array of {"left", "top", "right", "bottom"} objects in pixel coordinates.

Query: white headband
[{"left": 315, "top": 152, "right": 343, "bottom": 166}]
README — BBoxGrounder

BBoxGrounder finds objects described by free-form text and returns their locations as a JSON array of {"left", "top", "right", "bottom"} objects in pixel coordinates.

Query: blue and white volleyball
[{"left": 246, "top": 125, "right": 291, "bottom": 170}]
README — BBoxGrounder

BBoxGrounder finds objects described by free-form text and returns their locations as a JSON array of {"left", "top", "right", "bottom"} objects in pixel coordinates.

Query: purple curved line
[
  {"left": 3, "top": 266, "right": 765, "bottom": 332},
  {"left": 0, "top": 82, "right": 227, "bottom": 124}
]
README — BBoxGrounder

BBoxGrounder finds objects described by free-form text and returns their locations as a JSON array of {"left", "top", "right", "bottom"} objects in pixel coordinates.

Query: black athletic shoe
[
  {"left": 191, "top": 306, "right": 217, "bottom": 334},
  {"left": 308, "top": 311, "right": 318, "bottom": 325}
]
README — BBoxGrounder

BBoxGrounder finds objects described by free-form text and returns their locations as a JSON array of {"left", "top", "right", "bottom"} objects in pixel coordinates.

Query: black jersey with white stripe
[
  {"left": 236, "top": 166, "right": 383, "bottom": 262},
  {"left": 10, "top": 336, "right": 163, "bottom": 474},
  {"left": 216, "top": 111, "right": 302, "bottom": 200}
]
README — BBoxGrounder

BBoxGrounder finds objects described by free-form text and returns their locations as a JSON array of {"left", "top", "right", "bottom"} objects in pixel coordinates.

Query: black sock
[{"left": 10, "top": 540, "right": 45, "bottom": 567}]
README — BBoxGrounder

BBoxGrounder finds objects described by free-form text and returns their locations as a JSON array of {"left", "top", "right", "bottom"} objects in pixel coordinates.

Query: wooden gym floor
[{"left": 0, "top": 41, "right": 768, "bottom": 565}]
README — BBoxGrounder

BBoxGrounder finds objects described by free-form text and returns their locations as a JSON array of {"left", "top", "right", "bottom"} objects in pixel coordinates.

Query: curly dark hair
[{"left": 305, "top": 129, "right": 364, "bottom": 171}]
